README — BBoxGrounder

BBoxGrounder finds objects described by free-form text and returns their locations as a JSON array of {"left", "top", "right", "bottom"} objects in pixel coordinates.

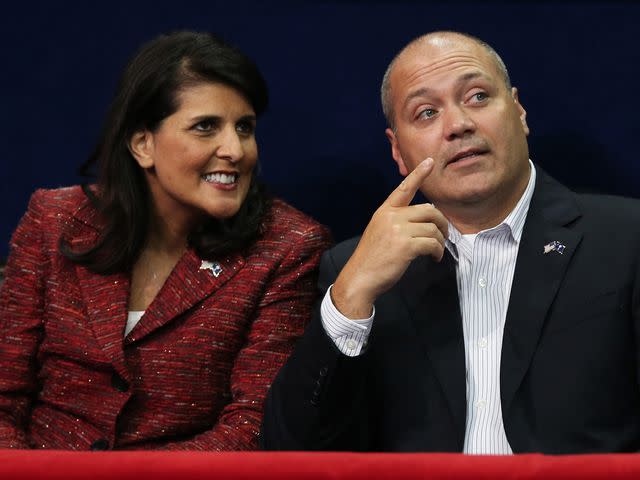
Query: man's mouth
[
  {"left": 202, "top": 172, "right": 238, "bottom": 185},
  {"left": 447, "top": 148, "right": 488, "bottom": 166}
]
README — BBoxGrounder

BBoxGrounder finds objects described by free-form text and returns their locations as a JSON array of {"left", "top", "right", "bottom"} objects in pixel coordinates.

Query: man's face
[{"left": 386, "top": 35, "right": 530, "bottom": 214}]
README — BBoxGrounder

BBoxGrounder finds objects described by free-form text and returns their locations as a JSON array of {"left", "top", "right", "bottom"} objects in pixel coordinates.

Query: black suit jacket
[{"left": 262, "top": 170, "right": 640, "bottom": 453}]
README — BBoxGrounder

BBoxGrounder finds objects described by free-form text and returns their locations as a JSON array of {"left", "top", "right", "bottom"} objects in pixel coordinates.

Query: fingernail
[{"left": 423, "top": 157, "right": 434, "bottom": 168}]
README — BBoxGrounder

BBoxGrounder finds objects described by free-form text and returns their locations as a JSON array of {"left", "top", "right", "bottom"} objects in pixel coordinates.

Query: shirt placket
[{"left": 462, "top": 229, "right": 513, "bottom": 454}]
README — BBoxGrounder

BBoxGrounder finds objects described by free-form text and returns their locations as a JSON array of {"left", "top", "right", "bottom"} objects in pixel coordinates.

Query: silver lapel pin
[
  {"left": 199, "top": 260, "right": 223, "bottom": 277},
  {"left": 543, "top": 240, "right": 566, "bottom": 255}
]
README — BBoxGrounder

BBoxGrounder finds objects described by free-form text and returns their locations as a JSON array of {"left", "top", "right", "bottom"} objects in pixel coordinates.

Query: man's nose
[{"left": 443, "top": 105, "right": 476, "bottom": 140}]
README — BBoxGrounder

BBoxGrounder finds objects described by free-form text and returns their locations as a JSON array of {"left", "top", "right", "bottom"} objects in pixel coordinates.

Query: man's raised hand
[{"left": 331, "top": 158, "right": 449, "bottom": 319}]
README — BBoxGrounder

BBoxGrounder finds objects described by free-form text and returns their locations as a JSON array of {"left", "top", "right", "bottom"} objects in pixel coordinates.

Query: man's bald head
[{"left": 380, "top": 31, "right": 512, "bottom": 130}]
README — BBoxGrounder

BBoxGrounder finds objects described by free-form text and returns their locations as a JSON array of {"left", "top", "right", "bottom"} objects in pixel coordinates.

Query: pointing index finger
[{"left": 386, "top": 158, "right": 434, "bottom": 207}]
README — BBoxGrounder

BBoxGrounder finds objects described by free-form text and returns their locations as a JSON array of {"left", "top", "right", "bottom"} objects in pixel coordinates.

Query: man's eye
[
  {"left": 472, "top": 92, "right": 488, "bottom": 102},
  {"left": 418, "top": 108, "right": 437, "bottom": 119}
]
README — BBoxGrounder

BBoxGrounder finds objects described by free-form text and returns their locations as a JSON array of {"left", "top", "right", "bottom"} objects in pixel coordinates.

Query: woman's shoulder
[
  {"left": 257, "top": 198, "right": 332, "bottom": 250},
  {"left": 24, "top": 185, "right": 102, "bottom": 237},
  {"left": 28, "top": 185, "right": 93, "bottom": 216},
  {"left": 264, "top": 198, "right": 330, "bottom": 236},
  {"left": 9, "top": 185, "right": 99, "bottom": 254}
]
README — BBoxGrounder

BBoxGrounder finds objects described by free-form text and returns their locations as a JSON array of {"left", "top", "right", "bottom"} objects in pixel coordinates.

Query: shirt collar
[{"left": 445, "top": 160, "right": 536, "bottom": 261}]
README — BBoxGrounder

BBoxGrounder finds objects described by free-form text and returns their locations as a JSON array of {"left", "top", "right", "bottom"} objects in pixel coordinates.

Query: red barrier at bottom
[{"left": 1, "top": 450, "right": 639, "bottom": 480}]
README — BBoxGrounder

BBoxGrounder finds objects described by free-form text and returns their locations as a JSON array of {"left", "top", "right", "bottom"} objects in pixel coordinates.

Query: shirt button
[
  {"left": 478, "top": 337, "right": 488, "bottom": 348},
  {"left": 346, "top": 340, "right": 357, "bottom": 350},
  {"left": 478, "top": 277, "right": 487, "bottom": 288},
  {"left": 476, "top": 400, "right": 486, "bottom": 409}
]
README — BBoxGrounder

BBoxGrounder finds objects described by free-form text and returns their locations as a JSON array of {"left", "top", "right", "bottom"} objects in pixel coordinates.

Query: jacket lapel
[
  {"left": 398, "top": 252, "right": 467, "bottom": 444},
  {"left": 501, "top": 171, "right": 583, "bottom": 413},
  {"left": 124, "top": 249, "right": 244, "bottom": 344},
  {"left": 76, "top": 266, "right": 130, "bottom": 381},
  {"left": 66, "top": 196, "right": 244, "bottom": 376},
  {"left": 68, "top": 198, "right": 131, "bottom": 381}
]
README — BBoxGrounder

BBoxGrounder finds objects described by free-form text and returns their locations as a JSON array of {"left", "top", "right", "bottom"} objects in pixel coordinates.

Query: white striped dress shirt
[{"left": 321, "top": 161, "right": 536, "bottom": 454}]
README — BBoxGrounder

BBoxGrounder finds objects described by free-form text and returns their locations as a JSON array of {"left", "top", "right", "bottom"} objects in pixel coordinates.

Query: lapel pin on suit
[
  {"left": 199, "top": 260, "right": 223, "bottom": 277},
  {"left": 543, "top": 240, "right": 566, "bottom": 255}
]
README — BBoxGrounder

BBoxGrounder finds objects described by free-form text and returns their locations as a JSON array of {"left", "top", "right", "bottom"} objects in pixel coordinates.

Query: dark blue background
[{"left": 2, "top": 1, "right": 638, "bottom": 259}]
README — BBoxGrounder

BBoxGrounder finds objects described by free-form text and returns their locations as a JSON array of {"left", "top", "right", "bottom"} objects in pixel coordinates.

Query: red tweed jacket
[{"left": 0, "top": 186, "right": 331, "bottom": 450}]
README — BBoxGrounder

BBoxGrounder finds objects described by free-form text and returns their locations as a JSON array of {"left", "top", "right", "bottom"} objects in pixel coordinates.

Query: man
[{"left": 261, "top": 31, "right": 640, "bottom": 454}]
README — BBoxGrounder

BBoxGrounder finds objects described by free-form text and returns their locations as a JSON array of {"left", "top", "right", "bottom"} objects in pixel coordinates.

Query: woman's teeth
[{"left": 203, "top": 173, "right": 237, "bottom": 184}]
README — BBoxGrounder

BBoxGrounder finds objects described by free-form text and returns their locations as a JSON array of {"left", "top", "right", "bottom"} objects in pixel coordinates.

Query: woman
[{"left": 0, "top": 31, "right": 331, "bottom": 450}]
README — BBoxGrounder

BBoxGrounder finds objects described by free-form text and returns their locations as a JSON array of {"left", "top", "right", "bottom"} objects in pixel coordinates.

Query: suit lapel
[
  {"left": 76, "top": 266, "right": 131, "bottom": 380},
  {"left": 398, "top": 252, "right": 467, "bottom": 444},
  {"left": 501, "top": 171, "right": 583, "bottom": 413},
  {"left": 124, "top": 249, "right": 244, "bottom": 344},
  {"left": 68, "top": 199, "right": 131, "bottom": 381},
  {"left": 67, "top": 196, "right": 244, "bottom": 375}
]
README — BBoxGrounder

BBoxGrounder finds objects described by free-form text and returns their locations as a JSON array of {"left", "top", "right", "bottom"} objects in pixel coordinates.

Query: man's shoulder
[
  {"left": 576, "top": 191, "right": 640, "bottom": 210},
  {"left": 535, "top": 169, "right": 640, "bottom": 230},
  {"left": 322, "top": 236, "right": 361, "bottom": 268},
  {"left": 574, "top": 192, "right": 640, "bottom": 228},
  {"left": 315, "top": 236, "right": 361, "bottom": 287}
]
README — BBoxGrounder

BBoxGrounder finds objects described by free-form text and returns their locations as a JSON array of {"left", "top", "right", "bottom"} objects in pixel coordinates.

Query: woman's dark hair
[{"left": 60, "top": 31, "right": 271, "bottom": 274}]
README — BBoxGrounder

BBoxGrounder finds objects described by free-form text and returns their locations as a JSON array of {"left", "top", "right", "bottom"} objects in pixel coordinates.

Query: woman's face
[{"left": 131, "top": 82, "right": 258, "bottom": 232}]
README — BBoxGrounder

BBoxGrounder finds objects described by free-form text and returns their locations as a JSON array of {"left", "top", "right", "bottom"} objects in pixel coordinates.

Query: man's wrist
[
  {"left": 331, "top": 277, "right": 374, "bottom": 320},
  {"left": 321, "top": 287, "right": 373, "bottom": 357}
]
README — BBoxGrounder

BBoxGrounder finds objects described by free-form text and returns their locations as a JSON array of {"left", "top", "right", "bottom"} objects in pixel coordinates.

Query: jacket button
[
  {"left": 90, "top": 439, "right": 110, "bottom": 451},
  {"left": 111, "top": 372, "right": 129, "bottom": 392}
]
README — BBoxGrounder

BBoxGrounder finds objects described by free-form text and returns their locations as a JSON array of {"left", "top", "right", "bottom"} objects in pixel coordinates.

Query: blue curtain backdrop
[{"left": 2, "top": 1, "right": 638, "bottom": 259}]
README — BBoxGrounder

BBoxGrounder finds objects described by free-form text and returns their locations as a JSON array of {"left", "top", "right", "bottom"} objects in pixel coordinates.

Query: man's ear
[
  {"left": 385, "top": 127, "right": 409, "bottom": 176},
  {"left": 511, "top": 87, "right": 530, "bottom": 136},
  {"left": 128, "top": 130, "right": 155, "bottom": 168}
]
